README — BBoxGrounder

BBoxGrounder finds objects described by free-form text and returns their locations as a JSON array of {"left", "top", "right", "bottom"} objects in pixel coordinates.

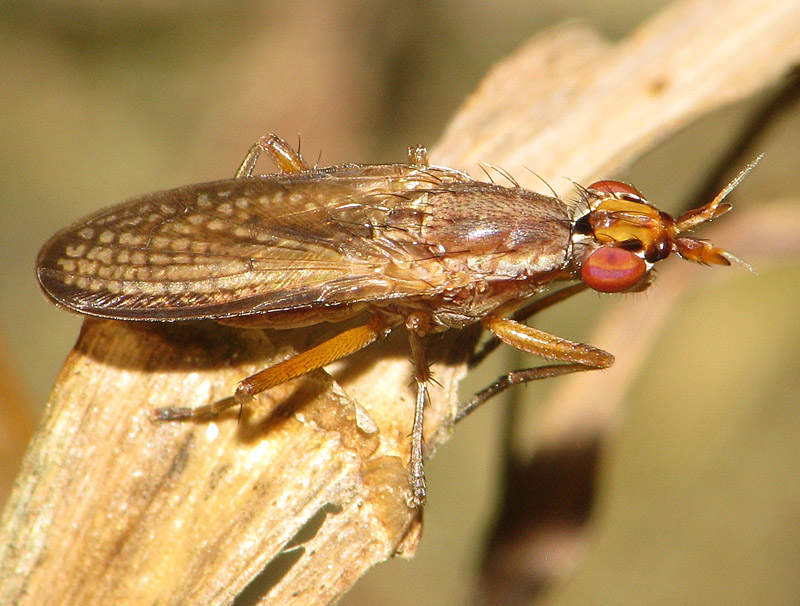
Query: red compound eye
[
  {"left": 581, "top": 247, "right": 647, "bottom": 293},
  {"left": 587, "top": 180, "right": 644, "bottom": 201}
]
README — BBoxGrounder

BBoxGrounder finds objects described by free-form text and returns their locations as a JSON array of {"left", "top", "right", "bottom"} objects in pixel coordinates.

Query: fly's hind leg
[
  {"left": 153, "top": 315, "right": 392, "bottom": 421},
  {"left": 235, "top": 133, "right": 311, "bottom": 178},
  {"left": 456, "top": 316, "right": 614, "bottom": 422}
]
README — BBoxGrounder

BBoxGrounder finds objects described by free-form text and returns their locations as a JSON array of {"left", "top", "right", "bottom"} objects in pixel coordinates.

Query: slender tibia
[
  {"left": 457, "top": 317, "right": 614, "bottom": 422},
  {"left": 153, "top": 315, "right": 391, "bottom": 421}
]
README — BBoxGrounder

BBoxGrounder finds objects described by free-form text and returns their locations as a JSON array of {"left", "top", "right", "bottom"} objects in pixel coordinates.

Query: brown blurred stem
[{"left": 688, "top": 66, "right": 800, "bottom": 212}]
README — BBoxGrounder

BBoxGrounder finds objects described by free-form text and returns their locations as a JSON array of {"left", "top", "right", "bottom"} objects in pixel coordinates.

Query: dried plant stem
[{"left": 1, "top": 0, "right": 799, "bottom": 604}]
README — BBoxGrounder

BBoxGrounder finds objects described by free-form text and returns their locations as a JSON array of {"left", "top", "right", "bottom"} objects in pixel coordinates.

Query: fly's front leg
[
  {"left": 469, "top": 283, "right": 590, "bottom": 368},
  {"left": 154, "top": 315, "right": 392, "bottom": 421},
  {"left": 235, "top": 133, "right": 311, "bottom": 178},
  {"left": 456, "top": 317, "right": 614, "bottom": 422}
]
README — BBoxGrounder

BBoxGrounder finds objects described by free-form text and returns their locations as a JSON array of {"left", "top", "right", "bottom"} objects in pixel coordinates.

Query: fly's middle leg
[
  {"left": 407, "top": 329, "right": 431, "bottom": 508},
  {"left": 407, "top": 145, "right": 429, "bottom": 166}
]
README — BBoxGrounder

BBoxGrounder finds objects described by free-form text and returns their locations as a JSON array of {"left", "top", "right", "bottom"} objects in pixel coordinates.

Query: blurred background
[{"left": 2, "top": 1, "right": 799, "bottom": 605}]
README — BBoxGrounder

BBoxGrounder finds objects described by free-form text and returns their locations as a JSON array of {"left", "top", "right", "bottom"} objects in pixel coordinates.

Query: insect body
[{"left": 37, "top": 134, "right": 750, "bottom": 507}]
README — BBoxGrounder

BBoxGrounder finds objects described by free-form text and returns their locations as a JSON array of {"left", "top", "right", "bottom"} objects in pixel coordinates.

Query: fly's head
[{"left": 570, "top": 162, "right": 754, "bottom": 293}]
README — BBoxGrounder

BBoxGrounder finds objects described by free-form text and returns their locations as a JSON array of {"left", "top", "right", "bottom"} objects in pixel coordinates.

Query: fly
[{"left": 36, "top": 134, "right": 756, "bottom": 507}]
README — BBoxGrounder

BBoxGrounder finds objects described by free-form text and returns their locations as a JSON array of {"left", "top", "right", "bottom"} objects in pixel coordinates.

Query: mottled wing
[{"left": 36, "top": 166, "right": 472, "bottom": 321}]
